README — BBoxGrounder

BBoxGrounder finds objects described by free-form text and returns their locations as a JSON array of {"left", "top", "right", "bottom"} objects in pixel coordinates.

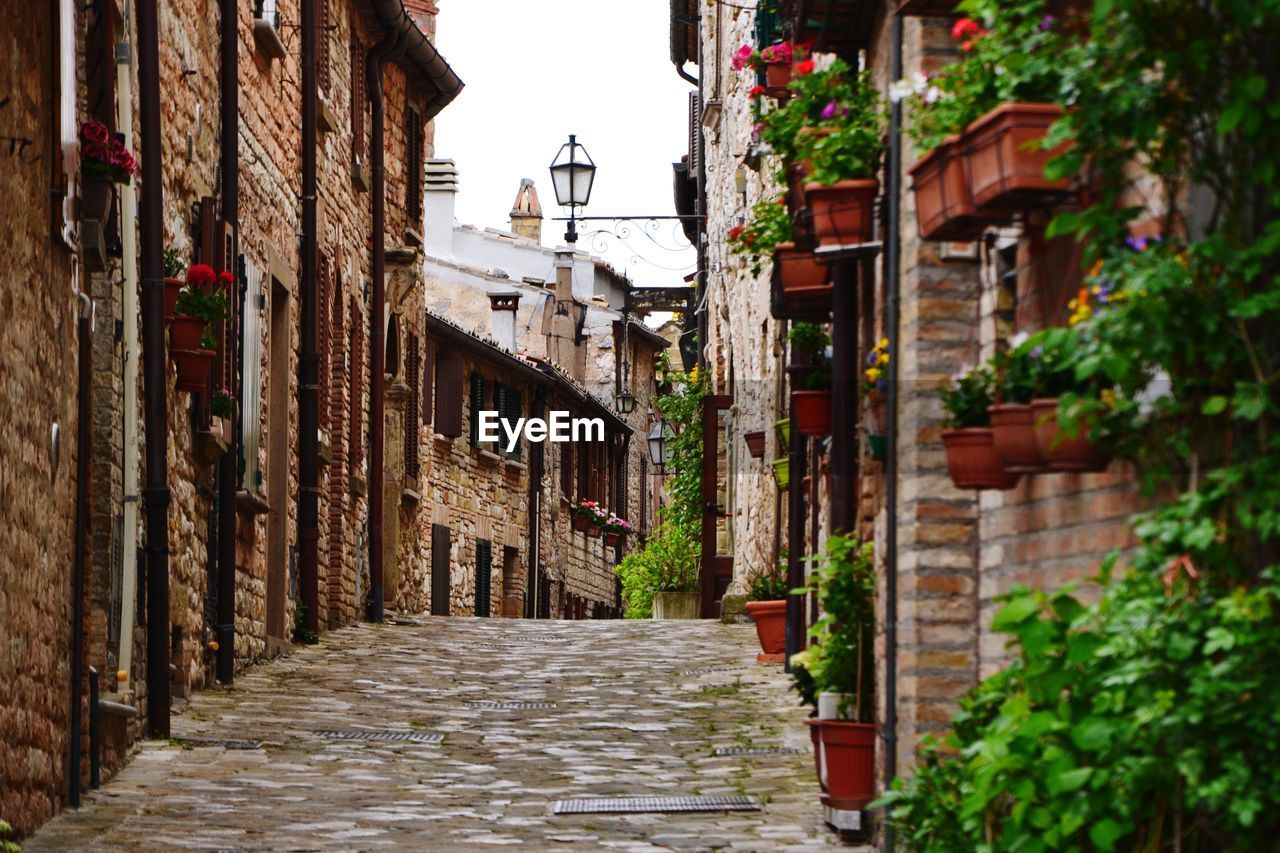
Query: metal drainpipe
[
  {"left": 830, "top": 259, "right": 858, "bottom": 533},
  {"left": 883, "top": 10, "right": 905, "bottom": 850},
  {"left": 70, "top": 288, "right": 91, "bottom": 808},
  {"left": 215, "top": 0, "right": 239, "bottom": 683},
  {"left": 298, "top": 0, "right": 320, "bottom": 638},
  {"left": 784, "top": 366, "right": 808, "bottom": 673},
  {"left": 365, "top": 28, "right": 407, "bottom": 622},
  {"left": 115, "top": 26, "right": 141, "bottom": 693},
  {"left": 137, "top": 0, "right": 171, "bottom": 740},
  {"left": 525, "top": 388, "right": 546, "bottom": 619}
]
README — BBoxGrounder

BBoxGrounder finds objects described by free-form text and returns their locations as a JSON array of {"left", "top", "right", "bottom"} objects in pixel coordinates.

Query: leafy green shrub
[{"left": 941, "top": 366, "right": 996, "bottom": 428}]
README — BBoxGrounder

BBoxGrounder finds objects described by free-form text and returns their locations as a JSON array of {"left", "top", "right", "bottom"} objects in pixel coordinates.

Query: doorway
[{"left": 266, "top": 278, "right": 290, "bottom": 639}]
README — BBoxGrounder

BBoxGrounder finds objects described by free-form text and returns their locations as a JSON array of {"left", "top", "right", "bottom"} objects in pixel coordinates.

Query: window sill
[
  {"left": 235, "top": 489, "right": 271, "bottom": 517},
  {"left": 401, "top": 488, "right": 421, "bottom": 508},
  {"left": 252, "top": 19, "right": 287, "bottom": 60},
  {"left": 503, "top": 458, "right": 527, "bottom": 473},
  {"left": 478, "top": 449, "right": 503, "bottom": 464},
  {"left": 317, "top": 94, "right": 338, "bottom": 134}
]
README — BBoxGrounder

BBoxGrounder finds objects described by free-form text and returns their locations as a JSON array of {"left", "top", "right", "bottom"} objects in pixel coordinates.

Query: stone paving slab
[{"left": 28, "top": 618, "right": 869, "bottom": 851}]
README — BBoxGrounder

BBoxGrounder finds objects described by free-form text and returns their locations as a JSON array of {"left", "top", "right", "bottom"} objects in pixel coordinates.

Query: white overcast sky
[{"left": 432, "top": 1, "right": 698, "bottom": 286}]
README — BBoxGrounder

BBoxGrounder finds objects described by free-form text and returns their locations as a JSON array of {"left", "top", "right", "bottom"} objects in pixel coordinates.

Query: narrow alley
[{"left": 26, "top": 621, "right": 853, "bottom": 851}]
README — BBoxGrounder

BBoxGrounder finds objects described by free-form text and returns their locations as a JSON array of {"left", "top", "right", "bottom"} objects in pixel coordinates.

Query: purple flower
[
  {"left": 1038, "top": 14, "right": 1055, "bottom": 32},
  {"left": 1029, "top": 346, "right": 1044, "bottom": 360},
  {"left": 821, "top": 100, "right": 838, "bottom": 120},
  {"left": 1125, "top": 235, "right": 1148, "bottom": 252}
]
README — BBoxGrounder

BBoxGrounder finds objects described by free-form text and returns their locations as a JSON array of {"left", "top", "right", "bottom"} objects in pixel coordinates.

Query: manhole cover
[
  {"left": 681, "top": 666, "right": 739, "bottom": 676},
  {"left": 173, "top": 737, "right": 263, "bottom": 750},
  {"left": 314, "top": 730, "right": 442, "bottom": 744},
  {"left": 713, "top": 746, "right": 804, "bottom": 756},
  {"left": 465, "top": 701, "right": 557, "bottom": 710},
  {"left": 551, "top": 796, "right": 761, "bottom": 815}
]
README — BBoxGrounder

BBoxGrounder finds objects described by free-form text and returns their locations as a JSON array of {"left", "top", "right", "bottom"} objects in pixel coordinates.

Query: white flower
[
  {"left": 1010, "top": 331, "right": 1030, "bottom": 348},
  {"left": 912, "top": 71, "right": 930, "bottom": 94},
  {"left": 923, "top": 86, "right": 944, "bottom": 105},
  {"left": 888, "top": 78, "right": 915, "bottom": 103}
]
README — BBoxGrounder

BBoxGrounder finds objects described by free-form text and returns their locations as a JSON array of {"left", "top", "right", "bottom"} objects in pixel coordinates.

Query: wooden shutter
[
  {"left": 434, "top": 351, "right": 463, "bottom": 437},
  {"left": 404, "top": 333, "right": 420, "bottom": 481},
  {"left": 350, "top": 35, "right": 366, "bottom": 162},
  {"left": 422, "top": 339, "right": 435, "bottom": 424},
  {"left": 503, "top": 388, "right": 523, "bottom": 461},
  {"left": 468, "top": 372, "right": 485, "bottom": 446},
  {"left": 560, "top": 438, "right": 572, "bottom": 496},
  {"left": 431, "top": 524, "right": 451, "bottom": 616},
  {"left": 350, "top": 298, "right": 365, "bottom": 476},
  {"left": 475, "top": 539, "right": 492, "bottom": 618},
  {"left": 639, "top": 456, "right": 649, "bottom": 533},
  {"left": 318, "top": 253, "right": 332, "bottom": 420},
  {"left": 318, "top": 0, "right": 331, "bottom": 92}
]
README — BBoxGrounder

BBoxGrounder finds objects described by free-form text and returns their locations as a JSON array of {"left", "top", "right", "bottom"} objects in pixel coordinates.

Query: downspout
[
  {"left": 365, "top": 27, "right": 408, "bottom": 622},
  {"left": 70, "top": 287, "right": 91, "bottom": 808},
  {"left": 784, "top": 364, "right": 808, "bottom": 672},
  {"left": 617, "top": 433, "right": 631, "bottom": 615},
  {"left": 883, "top": 10, "right": 905, "bottom": 849},
  {"left": 215, "top": 0, "right": 239, "bottom": 682},
  {"left": 525, "top": 388, "right": 546, "bottom": 619},
  {"left": 298, "top": 0, "right": 320, "bottom": 639},
  {"left": 830, "top": 258, "right": 857, "bottom": 533},
  {"left": 137, "top": 0, "right": 171, "bottom": 740},
  {"left": 115, "top": 20, "right": 140, "bottom": 692}
]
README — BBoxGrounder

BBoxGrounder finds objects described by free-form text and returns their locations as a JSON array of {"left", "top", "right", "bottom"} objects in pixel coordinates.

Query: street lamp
[
  {"left": 647, "top": 420, "right": 673, "bottom": 470},
  {"left": 615, "top": 392, "right": 637, "bottom": 414},
  {"left": 549, "top": 134, "right": 596, "bottom": 244}
]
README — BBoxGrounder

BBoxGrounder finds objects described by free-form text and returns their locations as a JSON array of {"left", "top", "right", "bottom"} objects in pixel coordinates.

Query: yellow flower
[
  {"left": 688, "top": 365, "right": 699, "bottom": 381},
  {"left": 865, "top": 367, "right": 881, "bottom": 382},
  {"left": 878, "top": 338, "right": 889, "bottom": 349},
  {"left": 1100, "top": 388, "right": 1117, "bottom": 409}
]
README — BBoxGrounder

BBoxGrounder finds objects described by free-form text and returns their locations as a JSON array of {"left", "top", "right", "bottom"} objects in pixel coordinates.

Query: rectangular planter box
[{"left": 652, "top": 591, "right": 702, "bottom": 620}]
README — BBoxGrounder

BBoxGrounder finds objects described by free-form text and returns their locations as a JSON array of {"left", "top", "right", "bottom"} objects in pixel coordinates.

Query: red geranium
[
  {"left": 79, "top": 119, "right": 110, "bottom": 146},
  {"left": 219, "top": 269, "right": 235, "bottom": 285},
  {"left": 749, "top": 85, "right": 766, "bottom": 98},
  {"left": 187, "top": 264, "right": 217, "bottom": 289},
  {"left": 794, "top": 59, "right": 815, "bottom": 76},
  {"left": 951, "top": 17, "right": 982, "bottom": 40},
  {"left": 728, "top": 225, "right": 745, "bottom": 243}
]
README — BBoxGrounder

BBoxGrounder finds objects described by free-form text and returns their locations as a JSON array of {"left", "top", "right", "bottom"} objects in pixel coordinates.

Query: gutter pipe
[
  {"left": 883, "top": 10, "right": 905, "bottom": 850},
  {"left": 299, "top": 0, "right": 321, "bottom": 639},
  {"left": 368, "top": 1, "right": 464, "bottom": 122},
  {"left": 70, "top": 287, "right": 91, "bottom": 808},
  {"left": 137, "top": 0, "right": 171, "bottom": 740}
]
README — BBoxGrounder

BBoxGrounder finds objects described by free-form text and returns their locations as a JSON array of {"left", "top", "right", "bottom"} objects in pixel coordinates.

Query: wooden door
[
  {"left": 700, "top": 394, "right": 734, "bottom": 618},
  {"left": 431, "top": 523, "right": 451, "bottom": 616}
]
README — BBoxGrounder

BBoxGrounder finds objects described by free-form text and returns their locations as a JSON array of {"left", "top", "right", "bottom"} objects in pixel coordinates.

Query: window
[
  {"left": 494, "top": 383, "right": 523, "bottom": 461},
  {"left": 241, "top": 259, "right": 266, "bottom": 493},
  {"left": 434, "top": 351, "right": 464, "bottom": 437},
  {"left": 475, "top": 539, "right": 492, "bottom": 618},
  {"left": 254, "top": 0, "right": 279, "bottom": 26},
  {"left": 422, "top": 339, "right": 436, "bottom": 424},
  {"left": 405, "top": 104, "right": 424, "bottom": 223},
  {"left": 468, "top": 372, "right": 485, "bottom": 446},
  {"left": 318, "top": 253, "right": 333, "bottom": 419},
  {"left": 404, "top": 332, "right": 421, "bottom": 482},
  {"left": 350, "top": 35, "right": 366, "bottom": 163},
  {"left": 349, "top": 297, "right": 365, "bottom": 480}
]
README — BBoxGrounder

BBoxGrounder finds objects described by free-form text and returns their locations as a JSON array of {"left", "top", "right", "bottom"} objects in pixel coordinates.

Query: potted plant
[
  {"left": 862, "top": 337, "right": 890, "bottom": 460},
  {"left": 788, "top": 322, "right": 832, "bottom": 436},
  {"left": 170, "top": 265, "right": 229, "bottom": 352},
  {"left": 743, "top": 430, "right": 767, "bottom": 458},
  {"left": 744, "top": 566, "right": 790, "bottom": 664},
  {"left": 795, "top": 64, "right": 885, "bottom": 249},
  {"left": 733, "top": 41, "right": 809, "bottom": 95},
  {"left": 895, "top": 4, "right": 1074, "bottom": 230},
  {"left": 987, "top": 334, "right": 1048, "bottom": 473},
  {"left": 78, "top": 119, "right": 136, "bottom": 223},
  {"left": 162, "top": 248, "right": 187, "bottom": 320},
  {"left": 771, "top": 457, "right": 790, "bottom": 490},
  {"left": 571, "top": 499, "right": 607, "bottom": 534},
  {"left": 729, "top": 195, "right": 830, "bottom": 301},
  {"left": 791, "top": 535, "right": 878, "bottom": 809},
  {"left": 1027, "top": 327, "right": 1110, "bottom": 472},
  {"left": 603, "top": 515, "right": 632, "bottom": 548},
  {"left": 941, "top": 365, "right": 1020, "bottom": 489}
]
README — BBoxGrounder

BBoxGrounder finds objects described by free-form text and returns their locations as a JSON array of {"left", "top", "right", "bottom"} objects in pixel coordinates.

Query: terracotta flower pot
[
  {"left": 744, "top": 430, "right": 767, "bottom": 459},
  {"left": 604, "top": 530, "right": 621, "bottom": 547},
  {"left": 820, "top": 720, "right": 877, "bottom": 809},
  {"left": 910, "top": 136, "right": 1005, "bottom": 240},
  {"left": 765, "top": 62, "right": 791, "bottom": 92},
  {"left": 942, "top": 427, "right": 1020, "bottom": 490},
  {"left": 793, "top": 390, "right": 832, "bottom": 437},
  {"left": 587, "top": 523, "right": 602, "bottom": 538},
  {"left": 169, "top": 314, "right": 206, "bottom": 352},
  {"left": 804, "top": 179, "right": 878, "bottom": 248},
  {"left": 572, "top": 514, "right": 591, "bottom": 533},
  {"left": 745, "top": 599, "right": 787, "bottom": 663},
  {"left": 1031, "top": 398, "right": 1108, "bottom": 472},
  {"left": 805, "top": 719, "right": 826, "bottom": 791},
  {"left": 80, "top": 173, "right": 115, "bottom": 223},
  {"left": 962, "top": 103, "right": 1071, "bottom": 211},
  {"left": 988, "top": 403, "right": 1047, "bottom": 473},
  {"left": 172, "top": 348, "right": 215, "bottom": 394},
  {"left": 163, "top": 277, "right": 184, "bottom": 320},
  {"left": 774, "top": 243, "right": 830, "bottom": 294}
]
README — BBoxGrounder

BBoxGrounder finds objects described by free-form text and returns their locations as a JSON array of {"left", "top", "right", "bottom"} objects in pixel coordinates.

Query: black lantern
[
  {"left": 549, "top": 134, "right": 596, "bottom": 243},
  {"left": 647, "top": 420, "right": 673, "bottom": 470},
  {"left": 615, "top": 392, "right": 637, "bottom": 414}
]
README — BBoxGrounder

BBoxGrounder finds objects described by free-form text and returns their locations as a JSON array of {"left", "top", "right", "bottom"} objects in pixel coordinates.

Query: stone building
[
  {"left": 0, "top": 0, "right": 464, "bottom": 838},
  {"left": 671, "top": 0, "right": 1145, "bottom": 804}
]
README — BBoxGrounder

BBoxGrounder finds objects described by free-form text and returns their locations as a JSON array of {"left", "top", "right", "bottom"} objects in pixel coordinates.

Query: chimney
[
  {"left": 509, "top": 178, "right": 543, "bottom": 243},
  {"left": 423, "top": 159, "right": 457, "bottom": 258},
  {"left": 489, "top": 292, "right": 520, "bottom": 353},
  {"left": 402, "top": 0, "right": 439, "bottom": 37}
]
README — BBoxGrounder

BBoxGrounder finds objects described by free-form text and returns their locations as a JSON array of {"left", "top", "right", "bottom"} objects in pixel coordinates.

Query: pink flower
[
  {"left": 84, "top": 140, "right": 111, "bottom": 164},
  {"left": 79, "top": 120, "right": 110, "bottom": 145},
  {"left": 821, "top": 100, "right": 838, "bottom": 120}
]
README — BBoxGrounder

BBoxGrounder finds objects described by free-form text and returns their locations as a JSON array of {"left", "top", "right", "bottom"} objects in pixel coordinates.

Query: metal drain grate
[
  {"left": 173, "top": 737, "right": 263, "bottom": 750},
  {"left": 510, "top": 635, "right": 570, "bottom": 643},
  {"left": 551, "top": 795, "right": 761, "bottom": 815},
  {"left": 465, "top": 701, "right": 557, "bottom": 710},
  {"left": 314, "top": 730, "right": 442, "bottom": 744},
  {"left": 713, "top": 746, "right": 804, "bottom": 756},
  {"left": 681, "top": 666, "right": 740, "bottom": 676}
]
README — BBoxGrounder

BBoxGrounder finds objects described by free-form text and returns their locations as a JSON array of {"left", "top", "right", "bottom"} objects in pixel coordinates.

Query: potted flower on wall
[
  {"left": 170, "top": 265, "right": 229, "bottom": 394},
  {"left": 941, "top": 365, "right": 1020, "bottom": 489},
  {"left": 744, "top": 566, "right": 790, "bottom": 664},
  {"left": 728, "top": 195, "right": 828, "bottom": 298},
  {"left": 733, "top": 41, "right": 809, "bottom": 95},
  {"left": 862, "top": 337, "right": 890, "bottom": 461},
  {"left": 1026, "top": 326, "right": 1111, "bottom": 473},
  {"left": 603, "top": 515, "right": 632, "bottom": 548},
  {"left": 895, "top": 1, "right": 1075, "bottom": 236},
  {"left": 988, "top": 334, "right": 1048, "bottom": 473},
  {"left": 572, "top": 499, "right": 607, "bottom": 535},
  {"left": 788, "top": 322, "right": 832, "bottom": 436},
  {"left": 162, "top": 249, "right": 187, "bottom": 320},
  {"left": 79, "top": 119, "right": 137, "bottom": 223},
  {"left": 791, "top": 535, "right": 878, "bottom": 809}
]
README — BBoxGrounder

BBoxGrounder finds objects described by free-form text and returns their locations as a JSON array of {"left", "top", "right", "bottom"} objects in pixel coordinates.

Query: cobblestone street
[{"left": 28, "top": 619, "right": 855, "bottom": 851}]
